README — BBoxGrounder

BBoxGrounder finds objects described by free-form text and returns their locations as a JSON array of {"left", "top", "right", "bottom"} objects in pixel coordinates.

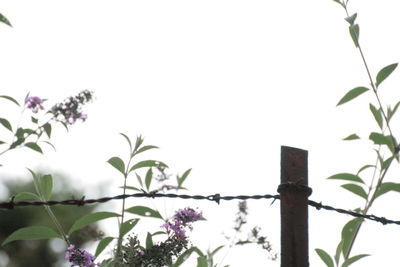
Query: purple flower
[
  {"left": 25, "top": 96, "right": 44, "bottom": 113},
  {"left": 174, "top": 208, "right": 203, "bottom": 225},
  {"left": 162, "top": 208, "right": 203, "bottom": 239},
  {"left": 79, "top": 113, "right": 88, "bottom": 122},
  {"left": 65, "top": 244, "right": 98, "bottom": 267},
  {"left": 50, "top": 90, "right": 93, "bottom": 125},
  {"left": 162, "top": 222, "right": 186, "bottom": 239}
]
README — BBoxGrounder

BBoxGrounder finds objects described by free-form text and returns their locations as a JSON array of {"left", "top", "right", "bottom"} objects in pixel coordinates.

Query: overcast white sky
[{"left": 1, "top": 0, "right": 400, "bottom": 266}]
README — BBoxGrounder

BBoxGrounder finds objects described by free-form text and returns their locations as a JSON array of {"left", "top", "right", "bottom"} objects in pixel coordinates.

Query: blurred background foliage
[{"left": 0, "top": 170, "right": 106, "bottom": 267}]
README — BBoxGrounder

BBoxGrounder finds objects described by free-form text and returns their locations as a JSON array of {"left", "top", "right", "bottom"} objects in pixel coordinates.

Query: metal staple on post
[{"left": 278, "top": 146, "right": 311, "bottom": 267}]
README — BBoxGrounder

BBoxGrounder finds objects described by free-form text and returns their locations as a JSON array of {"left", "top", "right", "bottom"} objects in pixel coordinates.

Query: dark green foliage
[
  {"left": 0, "top": 173, "right": 103, "bottom": 267},
  {"left": 117, "top": 235, "right": 188, "bottom": 267}
]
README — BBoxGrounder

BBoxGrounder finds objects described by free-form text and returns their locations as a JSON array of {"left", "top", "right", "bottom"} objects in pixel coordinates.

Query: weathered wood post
[{"left": 278, "top": 146, "right": 311, "bottom": 267}]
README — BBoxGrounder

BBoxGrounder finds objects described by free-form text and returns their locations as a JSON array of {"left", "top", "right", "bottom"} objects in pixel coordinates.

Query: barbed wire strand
[{"left": 1, "top": 191, "right": 399, "bottom": 226}]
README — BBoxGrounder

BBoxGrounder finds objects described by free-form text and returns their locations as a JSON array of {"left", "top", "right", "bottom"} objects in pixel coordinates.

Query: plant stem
[
  {"left": 343, "top": 161, "right": 391, "bottom": 259},
  {"left": 31, "top": 173, "right": 70, "bottom": 245},
  {"left": 44, "top": 205, "right": 70, "bottom": 245},
  {"left": 115, "top": 174, "right": 128, "bottom": 259},
  {"left": 115, "top": 155, "right": 133, "bottom": 263},
  {"left": 0, "top": 147, "right": 10, "bottom": 157},
  {"left": 341, "top": 4, "right": 397, "bottom": 260},
  {"left": 345, "top": 9, "right": 396, "bottom": 141}
]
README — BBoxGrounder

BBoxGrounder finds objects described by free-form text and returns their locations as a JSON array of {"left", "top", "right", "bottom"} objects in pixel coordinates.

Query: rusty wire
[{"left": 1, "top": 190, "right": 400, "bottom": 226}]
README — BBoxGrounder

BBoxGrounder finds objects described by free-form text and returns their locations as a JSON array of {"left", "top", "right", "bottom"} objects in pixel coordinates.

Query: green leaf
[
  {"left": 345, "top": 13, "right": 357, "bottom": 25},
  {"left": 341, "top": 254, "right": 369, "bottom": 267},
  {"left": 146, "top": 232, "right": 153, "bottom": 249},
  {"left": 376, "top": 63, "right": 398, "bottom": 88},
  {"left": 177, "top": 168, "right": 192, "bottom": 188},
  {"left": 25, "top": 142, "right": 43, "bottom": 154},
  {"left": 120, "top": 219, "right": 139, "bottom": 238},
  {"left": 124, "top": 186, "right": 141, "bottom": 192},
  {"left": 334, "top": 240, "right": 343, "bottom": 265},
  {"left": 95, "top": 237, "right": 114, "bottom": 257},
  {"left": 152, "top": 231, "right": 166, "bottom": 236},
  {"left": 343, "top": 134, "right": 360, "bottom": 141},
  {"left": 10, "top": 127, "right": 25, "bottom": 147},
  {"left": 357, "top": 164, "right": 374, "bottom": 175},
  {"left": 191, "top": 248, "right": 205, "bottom": 260},
  {"left": 327, "top": 173, "right": 364, "bottom": 183},
  {"left": 31, "top": 117, "right": 38, "bottom": 124},
  {"left": 369, "top": 104, "right": 383, "bottom": 129},
  {"left": 382, "top": 156, "right": 394, "bottom": 171},
  {"left": 39, "top": 174, "right": 53, "bottom": 201},
  {"left": 0, "top": 13, "right": 12, "bottom": 27},
  {"left": 42, "top": 141, "right": 56, "bottom": 152},
  {"left": 388, "top": 101, "right": 400, "bottom": 122},
  {"left": 68, "top": 212, "right": 120, "bottom": 235},
  {"left": 13, "top": 192, "right": 40, "bottom": 202},
  {"left": 99, "top": 258, "right": 115, "bottom": 267},
  {"left": 374, "top": 182, "right": 400, "bottom": 199},
  {"left": 23, "top": 128, "right": 36, "bottom": 136},
  {"left": 133, "top": 135, "right": 144, "bottom": 152},
  {"left": 2, "top": 226, "right": 61, "bottom": 246},
  {"left": 207, "top": 245, "right": 223, "bottom": 266},
  {"left": 315, "top": 249, "right": 334, "bottom": 267},
  {"left": 0, "top": 118, "right": 12, "bottom": 131},
  {"left": 120, "top": 133, "right": 133, "bottom": 155},
  {"left": 135, "top": 173, "right": 143, "bottom": 187},
  {"left": 125, "top": 206, "right": 163, "bottom": 219},
  {"left": 341, "top": 218, "right": 363, "bottom": 259},
  {"left": 16, "top": 127, "right": 24, "bottom": 138},
  {"left": 0, "top": 95, "right": 19, "bottom": 106},
  {"left": 349, "top": 24, "right": 360, "bottom": 47},
  {"left": 341, "top": 183, "right": 368, "bottom": 199},
  {"left": 129, "top": 160, "right": 168, "bottom": 172},
  {"left": 210, "top": 245, "right": 224, "bottom": 256},
  {"left": 27, "top": 169, "right": 40, "bottom": 195},
  {"left": 369, "top": 132, "right": 395, "bottom": 152},
  {"left": 43, "top": 123, "right": 52, "bottom": 138},
  {"left": 134, "top": 145, "right": 159, "bottom": 156},
  {"left": 60, "top": 121, "right": 69, "bottom": 131},
  {"left": 374, "top": 149, "right": 384, "bottom": 169},
  {"left": 393, "top": 101, "right": 400, "bottom": 116},
  {"left": 337, "top": 87, "right": 369, "bottom": 106},
  {"left": 107, "top": 157, "right": 126, "bottom": 175},
  {"left": 173, "top": 247, "right": 205, "bottom": 267},
  {"left": 145, "top": 168, "right": 153, "bottom": 191},
  {"left": 197, "top": 256, "right": 208, "bottom": 267}
]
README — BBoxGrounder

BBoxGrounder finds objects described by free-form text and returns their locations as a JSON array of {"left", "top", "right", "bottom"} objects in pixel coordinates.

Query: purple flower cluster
[
  {"left": 50, "top": 90, "right": 93, "bottom": 125},
  {"left": 119, "top": 209, "right": 203, "bottom": 266},
  {"left": 162, "top": 208, "right": 203, "bottom": 239},
  {"left": 65, "top": 244, "right": 98, "bottom": 267},
  {"left": 25, "top": 96, "right": 45, "bottom": 113}
]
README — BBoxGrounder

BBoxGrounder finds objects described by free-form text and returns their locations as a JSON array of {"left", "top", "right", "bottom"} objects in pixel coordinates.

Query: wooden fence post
[{"left": 279, "top": 146, "right": 310, "bottom": 267}]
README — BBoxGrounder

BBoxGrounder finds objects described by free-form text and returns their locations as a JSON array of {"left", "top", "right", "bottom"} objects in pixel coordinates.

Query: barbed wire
[
  {"left": 307, "top": 200, "right": 400, "bottom": 225},
  {"left": 1, "top": 190, "right": 399, "bottom": 226}
]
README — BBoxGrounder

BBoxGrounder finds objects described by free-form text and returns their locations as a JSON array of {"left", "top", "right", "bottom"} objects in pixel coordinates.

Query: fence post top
[{"left": 281, "top": 145, "right": 308, "bottom": 185}]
